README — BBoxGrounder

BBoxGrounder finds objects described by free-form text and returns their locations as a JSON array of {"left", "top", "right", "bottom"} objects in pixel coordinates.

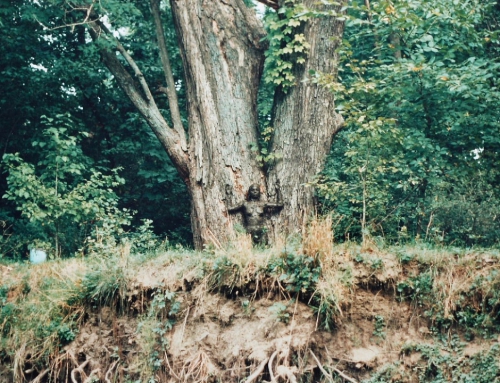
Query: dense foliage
[
  {"left": 314, "top": 0, "right": 500, "bottom": 246},
  {"left": 0, "top": 0, "right": 191, "bottom": 259}
]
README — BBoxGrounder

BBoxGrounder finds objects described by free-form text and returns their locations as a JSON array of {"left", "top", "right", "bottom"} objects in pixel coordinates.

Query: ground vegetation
[{"left": 0, "top": 222, "right": 499, "bottom": 382}]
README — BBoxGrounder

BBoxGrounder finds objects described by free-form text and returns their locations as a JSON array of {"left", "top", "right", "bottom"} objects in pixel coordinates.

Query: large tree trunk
[
  {"left": 266, "top": 1, "right": 345, "bottom": 240},
  {"left": 87, "top": 0, "right": 345, "bottom": 248},
  {"left": 170, "top": 0, "right": 267, "bottom": 248}
]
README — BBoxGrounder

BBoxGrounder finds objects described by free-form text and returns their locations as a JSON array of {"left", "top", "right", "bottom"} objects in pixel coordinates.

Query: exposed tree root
[
  {"left": 71, "top": 359, "right": 90, "bottom": 383},
  {"left": 104, "top": 360, "right": 119, "bottom": 383},
  {"left": 30, "top": 368, "right": 50, "bottom": 383},
  {"left": 310, "top": 350, "right": 358, "bottom": 383},
  {"left": 268, "top": 350, "right": 279, "bottom": 383},
  {"left": 180, "top": 350, "right": 212, "bottom": 383},
  {"left": 83, "top": 368, "right": 101, "bottom": 383},
  {"left": 13, "top": 342, "right": 26, "bottom": 383},
  {"left": 164, "top": 351, "right": 182, "bottom": 381},
  {"left": 243, "top": 357, "right": 270, "bottom": 383}
]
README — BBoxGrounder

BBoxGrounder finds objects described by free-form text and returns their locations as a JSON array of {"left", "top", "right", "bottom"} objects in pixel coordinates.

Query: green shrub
[
  {"left": 2, "top": 114, "right": 125, "bottom": 258},
  {"left": 430, "top": 178, "right": 500, "bottom": 247},
  {"left": 267, "top": 252, "right": 321, "bottom": 294}
]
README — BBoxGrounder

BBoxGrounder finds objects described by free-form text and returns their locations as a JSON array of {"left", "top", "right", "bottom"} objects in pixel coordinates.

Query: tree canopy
[{"left": 315, "top": 0, "right": 500, "bottom": 246}]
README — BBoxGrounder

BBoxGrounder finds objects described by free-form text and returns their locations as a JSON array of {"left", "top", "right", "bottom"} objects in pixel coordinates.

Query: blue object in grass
[{"left": 29, "top": 248, "right": 47, "bottom": 264}]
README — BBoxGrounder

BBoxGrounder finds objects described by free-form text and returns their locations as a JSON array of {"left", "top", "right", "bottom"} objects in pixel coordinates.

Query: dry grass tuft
[
  {"left": 220, "top": 231, "right": 274, "bottom": 270},
  {"left": 435, "top": 265, "right": 473, "bottom": 319},
  {"left": 302, "top": 216, "right": 334, "bottom": 264},
  {"left": 0, "top": 259, "right": 89, "bottom": 378}
]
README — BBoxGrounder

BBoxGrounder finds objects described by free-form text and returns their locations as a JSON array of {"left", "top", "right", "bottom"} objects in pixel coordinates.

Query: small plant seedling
[
  {"left": 241, "top": 299, "right": 254, "bottom": 316},
  {"left": 270, "top": 301, "right": 292, "bottom": 324},
  {"left": 370, "top": 257, "right": 384, "bottom": 270},
  {"left": 372, "top": 315, "right": 386, "bottom": 339}
]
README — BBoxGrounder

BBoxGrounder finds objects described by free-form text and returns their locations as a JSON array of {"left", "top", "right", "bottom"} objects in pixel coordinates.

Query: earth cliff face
[{"left": 1, "top": 247, "right": 499, "bottom": 382}]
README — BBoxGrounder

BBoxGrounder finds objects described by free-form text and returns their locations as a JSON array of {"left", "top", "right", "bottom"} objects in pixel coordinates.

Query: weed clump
[{"left": 396, "top": 250, "right": 500, "bottom": 336}]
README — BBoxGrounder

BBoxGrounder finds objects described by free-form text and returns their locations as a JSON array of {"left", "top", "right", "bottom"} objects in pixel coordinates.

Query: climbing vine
[{"left": 263, "top": 0, "right": 312, "bottom": 91}]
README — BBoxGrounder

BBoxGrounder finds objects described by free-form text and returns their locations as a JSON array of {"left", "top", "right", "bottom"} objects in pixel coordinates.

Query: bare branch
[
  {"left": 95, "top": 20, "right": 155, "bottom": 103},
  {"left": 87, "top": 20, "right": 190, "bottom": 180},
  {"left": 255, "top": 0, "right": 280, "bottom": 10},
  {"left": 82, "top": 2, "right": 94, "bottom": 24},
  {"left": 150, "top": 0, "right": 187, "bottom": 151},
  {"left": 33, "top": 15, "right": 100, "bottom": 31},
  {"left": 87, "top": 22, "right": 149, "bottom": 107}
]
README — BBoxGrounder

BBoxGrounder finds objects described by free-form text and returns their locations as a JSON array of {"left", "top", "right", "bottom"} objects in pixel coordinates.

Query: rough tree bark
[
  {"left": 266, "top": 0, "right": 345, "bottom": 240},
  {"left": 87, "top": 0, "right": 345, "bottom": 248},
  {"left": 170, "top": 0, "right": 267, "bottom": 248}
]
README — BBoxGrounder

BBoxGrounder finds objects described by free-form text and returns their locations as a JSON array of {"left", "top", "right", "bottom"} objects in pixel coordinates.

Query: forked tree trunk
[
  {"left": 170, "top": 0, "right": 267, "bottom": 248},
  {"left": 266, "top": 1, "right": 345, "bottom": 240},
  {"left": 89, "top": 0, "right": 344, "bottom": 248},
  {"left": 170, "top": 0, "right": 345, "bottom": 246}
]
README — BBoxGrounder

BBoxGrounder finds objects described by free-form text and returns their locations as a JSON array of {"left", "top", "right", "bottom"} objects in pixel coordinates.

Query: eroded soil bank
[{"left": 1, "top": 246, "right": 499, "bottom": 382}]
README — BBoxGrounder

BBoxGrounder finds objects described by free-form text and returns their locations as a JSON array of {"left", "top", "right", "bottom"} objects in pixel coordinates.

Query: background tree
[{"left": 315, "top": 0, "right": 500, "bottom": 246}]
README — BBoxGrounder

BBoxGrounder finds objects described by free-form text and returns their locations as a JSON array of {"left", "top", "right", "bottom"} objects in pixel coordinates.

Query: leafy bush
[
  {"left": 397, "top": 271, "right": 434, "bottom": 307},
  {"left": 2, "top": 114, "right": 126, "bottom": 258},
  {"left": 430, "top": 177, "right": 500, "bottom": 246},
  {"left": 267, "top": 252, "right": 321, "bottom": 294},
  {"left": 1, "top": 114, "right": 165, "bottom": 259}
]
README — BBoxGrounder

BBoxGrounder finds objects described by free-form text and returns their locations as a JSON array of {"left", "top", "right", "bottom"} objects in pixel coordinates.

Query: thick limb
[
  {"left": 228, "top": 203, "right": 244, "bottom": 213},
  {"left": 265, "top": 202, "right": 283, "bottom": 210}
]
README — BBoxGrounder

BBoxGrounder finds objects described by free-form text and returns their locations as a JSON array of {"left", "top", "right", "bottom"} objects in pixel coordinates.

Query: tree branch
[
  {"left": 95, "top": 20, "right": 155, "bottom": 103},
  {"left": 255, "top": 0, "right": 280, "bottom": 10},
  {"left": 88, "top": 23, "right": 146, "bottom": 107},
  {"left": 87, "top": 20, "right": 190, "bottom": 180},
  {"left": 150, "top": 0, "right": 187, "bottom": 151}
]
